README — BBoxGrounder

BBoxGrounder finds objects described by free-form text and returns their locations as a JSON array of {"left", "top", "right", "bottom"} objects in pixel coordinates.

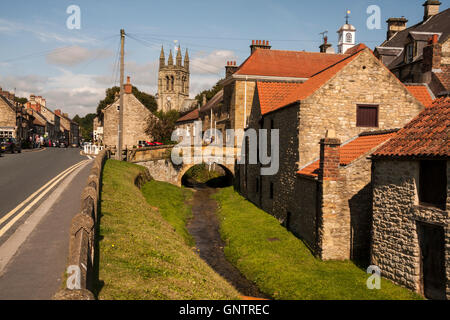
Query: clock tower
[
  {"left": 157, "top": 45, "right": 190, "bottom": 112},
  {"left": 337, "top": 10, "right": 356, "bottom": 54}
]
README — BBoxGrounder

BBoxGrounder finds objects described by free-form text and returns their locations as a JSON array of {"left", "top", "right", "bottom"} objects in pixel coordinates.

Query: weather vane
[{"left": 345, "top": 9, "right": 351, "bottom": 24}]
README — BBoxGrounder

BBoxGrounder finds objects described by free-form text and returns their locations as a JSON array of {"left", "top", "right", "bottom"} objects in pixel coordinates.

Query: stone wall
[
  {"left": 290, "top": 176, "right": 318, "bottom": 250},
  {"left": 298, "top": 49, "right": 424, "bottom": 167},
  {"left": 0, "top": 98, "right": 16, "bottom": 130},
  {"left": 371, "top": 159, "right": 449, "bottom": 299},
  {"left": 103, "top": 93, "right": 154, "bottom": 149}
]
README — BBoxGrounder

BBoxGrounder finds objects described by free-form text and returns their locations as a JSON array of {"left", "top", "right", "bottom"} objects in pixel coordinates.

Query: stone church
[{"left": 157, "top": 46, "right": 197, "bottom": 113}]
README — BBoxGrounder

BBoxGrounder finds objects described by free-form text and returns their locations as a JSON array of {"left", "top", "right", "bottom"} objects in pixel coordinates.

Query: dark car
[{"left": 0, "top": 137, "right": 22, "bottom": 154}]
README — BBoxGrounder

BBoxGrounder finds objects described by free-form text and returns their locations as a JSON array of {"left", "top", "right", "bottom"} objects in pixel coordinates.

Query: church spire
[
  {"left": 168, "top": 49, "right": 173, "bottom": 65},
  {"left": 160, "top": 46, "right": 165, "bottom": 68},
  {"left": 184, "top": 48, "right": 189, "bottom": 70},
  {"left": 176, "top": 45, "right": 182, "bottom": 66}
]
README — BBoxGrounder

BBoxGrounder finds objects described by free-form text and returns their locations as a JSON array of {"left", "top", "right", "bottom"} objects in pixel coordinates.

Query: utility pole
[{"left": 117, "top": 29, "right": 125, "bottom": 160}]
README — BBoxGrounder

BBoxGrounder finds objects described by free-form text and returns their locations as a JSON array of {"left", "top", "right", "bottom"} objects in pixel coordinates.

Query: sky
[{"left": 0, "top": 0, "right": 447, "bottom": 117}]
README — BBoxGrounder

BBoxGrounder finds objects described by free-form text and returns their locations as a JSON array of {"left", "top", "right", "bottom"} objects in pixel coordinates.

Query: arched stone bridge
[{"left": 127, "top": 145, "right": 238, "bottom": 187}]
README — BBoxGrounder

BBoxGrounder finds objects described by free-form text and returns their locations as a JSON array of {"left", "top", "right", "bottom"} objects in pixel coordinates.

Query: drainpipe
[{"left": 244, "top": 76, "right": 248, "bottom": 128}]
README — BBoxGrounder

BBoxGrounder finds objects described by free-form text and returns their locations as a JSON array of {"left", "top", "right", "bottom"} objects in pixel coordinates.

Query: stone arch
[{"left": 176, "top": 162, "right": 234, "bottom": 187}]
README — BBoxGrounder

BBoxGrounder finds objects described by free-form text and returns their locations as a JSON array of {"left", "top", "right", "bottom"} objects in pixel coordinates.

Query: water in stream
[{"left": 185, "top": 178, "right": 268, "bottom": 299}]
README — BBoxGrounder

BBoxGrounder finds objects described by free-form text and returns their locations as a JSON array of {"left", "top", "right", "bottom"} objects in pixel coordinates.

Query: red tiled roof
[
  {"left": 235, "top": 49, "right": 349, "bottom": 79},
  {"left": 297, "top": 131, "right": 397, "bottom": 177},
  {"left": 405, "top": 85, "right": 434, "bottom": 107},
  {"left": 259, "top": 47, "right": 366, "bottom": 115},
  {"left": 257, "top": 82, "right": 303, "bottom": 115},
  {"left": 177, "top": 108, "right": 199, "bottom": 123},
  {"left": 373, "top": 97, "right": 450, "bottom": 158},
  {"left": 344, "top": 43, "right": 368, "bottom": 55}
]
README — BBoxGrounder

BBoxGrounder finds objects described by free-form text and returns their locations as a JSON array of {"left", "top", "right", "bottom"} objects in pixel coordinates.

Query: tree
[
  {"left": 96, "top": 86, "right": 157, "bottom": 118},
  {"left": 14, "top": 97, "right": 28, "bottom": 105},
  {"left": 195, "top": 79, "right": 224, "bottom": 106},
  {"left": 145, "top": 110, "right": 180, "bottom": 144},
  {"left": 73, "top": 113, "right": 97, "bottom": 141}
]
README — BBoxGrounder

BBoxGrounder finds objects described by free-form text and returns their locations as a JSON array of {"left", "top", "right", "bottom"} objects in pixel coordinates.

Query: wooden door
[{"left": 418, "top": 222, "right": 446, "bottom": 300}]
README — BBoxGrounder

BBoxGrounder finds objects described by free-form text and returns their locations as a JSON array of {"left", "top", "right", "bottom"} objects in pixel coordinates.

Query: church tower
[
  {"left": 337, "top": 10, "right": 356, "bottom": 54},
  {"left": 157, "top": 45, "right": 190, "bottom": 112}
]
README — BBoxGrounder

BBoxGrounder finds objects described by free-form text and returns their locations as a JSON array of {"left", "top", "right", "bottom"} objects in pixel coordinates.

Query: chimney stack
[
  {"left": 319, "top": 36, "right": 334, "bottom": 53},
  {"left": 250, "top": 40, "right": 271, "bottom": 54},
  {"left": 55, "top": 109, "right": 61, "bottom": 116},
  {"left": 124, "top": 76, "right": 132, "bottom": 94},
  {"left": 225, "top": 61, "right": 239, "bottom": 78},
  {"left": 319, "top": 130, "right": 341, "bottom": 181},
  {"left": 386, "top": 17, "right": 408, "bottom": 41},
  {"left": 422, "top": 34, "right": 442, "bottom": 83},
  {"left": 423, "top": 0, "right": 441, "bottom": 21}
]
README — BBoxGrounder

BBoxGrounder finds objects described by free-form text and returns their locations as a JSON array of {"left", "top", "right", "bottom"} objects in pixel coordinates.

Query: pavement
[{"left": 0, "top": 148, "right": 92, "bottom": 300}]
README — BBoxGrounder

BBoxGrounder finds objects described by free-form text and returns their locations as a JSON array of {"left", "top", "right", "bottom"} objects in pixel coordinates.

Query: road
[{"left": 0, "top": 148, "right": 92, "bottom": 299}]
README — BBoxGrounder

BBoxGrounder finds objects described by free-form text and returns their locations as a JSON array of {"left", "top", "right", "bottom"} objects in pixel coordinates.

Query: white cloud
[
  {"left": 190, "top": 50, "right": 236, "bottom": 75},
  {"left": 0, "top": 48, "right": 237, "bottom": 117},
  {"left": 46, "top": 46, "right": 112, "bottom": 66}
]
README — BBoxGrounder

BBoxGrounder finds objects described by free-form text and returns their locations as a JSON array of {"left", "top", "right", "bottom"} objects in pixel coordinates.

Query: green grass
[
  {"left": 213, "top": 187, "right": 423, "bottom": 300},
  {"left": 97, "top": 160, "right": 239, "bottom": 300},
  {"left": 142, "top": 180, "right": 194, "bottom": 246}
]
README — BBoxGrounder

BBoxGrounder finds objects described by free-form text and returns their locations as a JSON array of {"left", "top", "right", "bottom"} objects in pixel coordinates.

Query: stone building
[
  {"left": 0, "top": 89, "right": 32, "bottom": 142},
  {"left": 219, "top": 41, "right": 352, "bottom": 147},
  {"left": 374, "top": 1, "right": 449, "bottom": 97},
  {"left": 0, "top": 94, "right": 18, "bottom": 139},
  {"left": 371, "top": 97, "right": 449, "bottom": 300},
  {"left": 157, "top": 46, "right": 196, "bottom": 113},
  {"left": 237, "top": 45, "right": 425, "bottom": 261},
  {"left": 54, "top": 109, "right": 79, "bottom": 146},
  {"left": 93, "top": 116, "right": 103, "bottom": 144},
  {"left": 103, "top": 77, "right": 156, "bottom": 149}
]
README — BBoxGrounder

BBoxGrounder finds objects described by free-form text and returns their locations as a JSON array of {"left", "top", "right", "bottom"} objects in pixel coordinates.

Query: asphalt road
[
  {"left": 0, "top": 147, "right": 92, "bottom": 299},
  {"left": 0, "top": 148, "right": 86, "bottom": 219}
]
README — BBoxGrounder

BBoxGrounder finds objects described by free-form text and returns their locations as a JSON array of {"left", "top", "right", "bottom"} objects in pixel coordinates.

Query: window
[
  {"left": 346, "top": 33, "right": 353, "bottom": 43},
  {"left": 356, "top": 105, "right": 378, "bottom": 127},
  {"left": 419, "top": 160, "right": 447, "bottom": 209},
  {"left": 405, "top": 42, "right": 415, "bottom": 63}
]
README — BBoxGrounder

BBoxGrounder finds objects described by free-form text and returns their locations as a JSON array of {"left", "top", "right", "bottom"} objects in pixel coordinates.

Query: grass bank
[
  {"left": 213, "top": 187, "right": 423, "bottom": 300},
  {"left": 142, "top": 180, "right": 194, "bottom": 246},
  {"left": 97, "top": 160, "right": 239, "bottom": 300}
]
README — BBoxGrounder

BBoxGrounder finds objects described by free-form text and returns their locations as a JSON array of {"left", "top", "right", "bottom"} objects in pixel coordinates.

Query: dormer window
[{"left": 405, "top": 42, "right": 415, "bottom": 63}]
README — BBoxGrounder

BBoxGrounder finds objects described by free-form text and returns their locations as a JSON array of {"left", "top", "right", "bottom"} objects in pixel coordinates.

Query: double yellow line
[{"left": 0, "top": 160, "right": 89, "bottom": 238}]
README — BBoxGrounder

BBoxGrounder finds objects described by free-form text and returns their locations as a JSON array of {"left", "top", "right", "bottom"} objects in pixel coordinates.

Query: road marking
[
  {"left": 0, "top": 160, "right": 89, "bottom": 238},
  {"left": 0, "top": 160, "right": 87, "bottom": 227},
  {"left": 0, "top": 160, "right": 90, "bottom": 276}
]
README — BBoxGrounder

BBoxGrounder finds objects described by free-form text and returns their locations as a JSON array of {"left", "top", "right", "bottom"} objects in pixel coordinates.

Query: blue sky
[{"left": 0, "top": 0, "right": 447, "bottom": 117}]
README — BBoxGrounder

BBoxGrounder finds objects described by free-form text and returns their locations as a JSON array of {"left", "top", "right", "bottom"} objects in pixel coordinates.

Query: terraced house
[
  {"left": 237, "top": 43, "right": 427, "bottom": 262},
  {"left": 371, "top": 97, "right": 449, "bottom": 300},
  {"left": 375, "top": 1, "right": 449, "bottom": 97}
]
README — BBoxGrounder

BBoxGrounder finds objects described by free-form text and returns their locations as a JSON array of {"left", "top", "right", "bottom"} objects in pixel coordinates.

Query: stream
[{"left": 185, "top": 179, "right": 268, "bottom": 299}]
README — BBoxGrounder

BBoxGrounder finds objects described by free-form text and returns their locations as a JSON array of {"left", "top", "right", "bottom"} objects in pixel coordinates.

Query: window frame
[{"left": 356, "top": 104, "right": 379, "bottom": 128}]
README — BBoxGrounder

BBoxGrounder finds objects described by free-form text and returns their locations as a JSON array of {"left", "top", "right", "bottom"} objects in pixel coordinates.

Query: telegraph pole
[{"left": 117, "top": 29, "right": 125, "bottom": 160}]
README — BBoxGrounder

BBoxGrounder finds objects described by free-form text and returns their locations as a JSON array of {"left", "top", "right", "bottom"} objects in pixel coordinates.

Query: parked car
[{"left": 0, "top": 137, "right": 22, "bottom": 153}]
